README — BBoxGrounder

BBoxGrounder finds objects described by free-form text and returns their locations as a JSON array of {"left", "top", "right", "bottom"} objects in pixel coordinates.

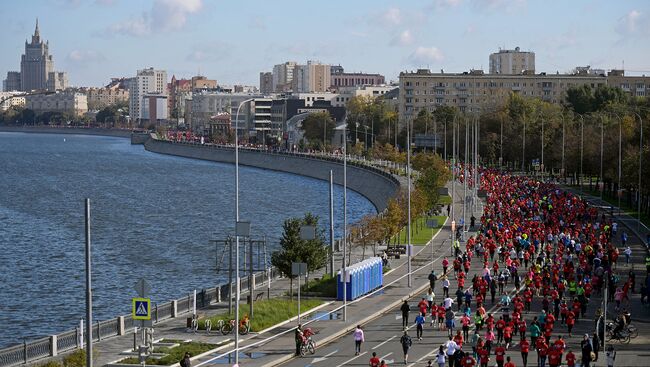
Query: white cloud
[
  {"left": 382, "top": 8, "right": 402, "bottom": 26},
  {"left": 616, "top": 10, "right": 649, "bottom": 37},
  {"left": 391, "top": 30, "right": 413, "bottom": 46},
  {"left": 432, "top": 0, "right": 463, "bottom": 9},
  {"left": 102, "top": 0, "right": 202, "bottom": 37},
  {"left": 185, "top": 42, "right": 231, "bottom": 63},
  {"left": 471, "top": 0, "right": 526, "bottom": 12},
  {"left": 408, "top": 46, "right": 444, "bottom": 65},
  {"left": 66, "top": 50, "right": 106, "bottom": 65}
]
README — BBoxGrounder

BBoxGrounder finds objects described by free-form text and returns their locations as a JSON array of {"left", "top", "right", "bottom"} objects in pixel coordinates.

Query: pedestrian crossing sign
[{"left": 132, "top": 297, "right": 151, "bottom": 320}]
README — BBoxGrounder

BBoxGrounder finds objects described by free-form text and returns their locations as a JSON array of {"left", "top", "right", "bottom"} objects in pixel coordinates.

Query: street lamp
[
  {"left": 233, "top": 97, "right": 253, "bottom": 366},
  {"left": 406, "top": 115, "right": 412, "bottom": 288},
  {"left": 633, "top": 112, "right": 644, "bottom": 232},
  {"left": 600, "top": 115, "right": 604, "bottom": 199}
]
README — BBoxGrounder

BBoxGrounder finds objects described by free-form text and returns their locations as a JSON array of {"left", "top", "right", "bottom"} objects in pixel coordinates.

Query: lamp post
[
  {"left": 407, "top": 115, "right": 412, "bottom": 288},
  {"left": 600, "top": 115, "right": 604, "bottom": 199},
  {"left": 577, "top": 114, "right": 585, "bottom": 185},
  {"left": 561, "top": 112, "right": 565, "bottom": 182},
  {"left": 233, "top": 98, "right": 253, "bottom": 366},
  {"left": 522, "top": 112, "right": 526, "bottom": 173},
  {"left": 633, "top": 112, "right": 644, "bottom": 232},
  {"left": 342, "top": 120, "right": 348, "bottom": 321}
]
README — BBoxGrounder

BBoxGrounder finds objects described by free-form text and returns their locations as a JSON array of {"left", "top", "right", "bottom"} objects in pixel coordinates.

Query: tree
[
  {"left": 301, "top": 111, "right": 335, "bottom": 149},
  {"left": 270, "top": 213, "right": 328, "bottom": 296}
]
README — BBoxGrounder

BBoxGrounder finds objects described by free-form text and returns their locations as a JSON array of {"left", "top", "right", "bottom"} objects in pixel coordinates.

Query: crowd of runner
[{"left": 374, "top": 168, "right": 639, "bottom": 367}]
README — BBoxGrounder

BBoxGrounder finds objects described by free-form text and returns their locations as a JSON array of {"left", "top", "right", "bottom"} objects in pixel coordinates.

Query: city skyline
[{"left": 1, "top": 0, "right": 649, "bottom": 88}]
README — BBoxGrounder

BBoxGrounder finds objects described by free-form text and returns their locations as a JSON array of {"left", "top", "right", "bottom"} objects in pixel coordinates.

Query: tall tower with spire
[{"left": 19, "top": 18, "right": 54, "bottom": 91}]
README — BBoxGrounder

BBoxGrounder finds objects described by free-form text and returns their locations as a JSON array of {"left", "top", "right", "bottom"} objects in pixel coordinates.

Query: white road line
[
  {"left": 380, "top": 352, "right": 393, "bottom": 360},
  {"left": 407, "top": 351, "right": 436, "bottom": 367},
  {"left": 372, "top": 335, "right": 396, "bottom": 349},
  {"left": 336, "top": 351, "right": 367, "bottom": 367}
]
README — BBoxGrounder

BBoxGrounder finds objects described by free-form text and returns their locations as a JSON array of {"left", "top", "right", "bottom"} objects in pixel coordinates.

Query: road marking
[
  {"left": 372, "top": 335, "right": 396, "bottom": 349},
  {"left": 380, "top": 352, "right": 393, "bottom": 360},
  {"left": 336, "top": 351, "right": 366, "bottom": 367},
  {"left": 407, "top": 350, "right": 436, "bottom": 367},
  {"left": 311, "top": 349, "right": 339, "bottom": 364}
]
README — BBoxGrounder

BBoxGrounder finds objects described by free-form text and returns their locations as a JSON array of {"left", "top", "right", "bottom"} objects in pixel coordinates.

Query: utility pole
[{"left": 329, "top": 170, "right": 335, "bottom": 277}]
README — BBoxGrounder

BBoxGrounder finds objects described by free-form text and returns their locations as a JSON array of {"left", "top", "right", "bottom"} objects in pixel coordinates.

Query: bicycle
[
  {"left": 299, "top": 328, "right": 316, "bottom": 356},
  {"left": 205, "top": 319, "right": 212, "bottom": 334},
  {"left": 220, "top": 319, "right": 250, "bottom": 335},
  {"left": 606, "top": 323, "right": 631, "bottom": 344}
]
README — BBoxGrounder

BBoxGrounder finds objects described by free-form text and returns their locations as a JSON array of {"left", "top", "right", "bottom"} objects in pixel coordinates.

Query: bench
[{"left": 255, "top": 292, "right": 265, "bottom": 301}]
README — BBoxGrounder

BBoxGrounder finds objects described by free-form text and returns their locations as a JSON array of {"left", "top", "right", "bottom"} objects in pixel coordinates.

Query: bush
[
  {"left": 301, "top": 274, "right": 336, "bottom": 297},
  {"left": 118, "top": 341, "right": 217, "bottom": 366}
]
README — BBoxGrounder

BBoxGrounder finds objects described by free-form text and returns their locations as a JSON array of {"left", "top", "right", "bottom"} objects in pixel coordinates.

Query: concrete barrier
[{"left": 143, "top": 139, "right": 400, "bottom": 211}]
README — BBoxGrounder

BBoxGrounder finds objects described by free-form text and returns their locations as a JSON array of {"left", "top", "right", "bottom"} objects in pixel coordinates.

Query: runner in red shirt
[
  {"left": 494, "top": 344, "right": 506, "bottom": 367},
  {"left": 565, "top": 350, "right": 576, "bottom": 367},
  {"left": 565, "top": 310, "right": 575, "bottom": 336},
  {"left": 478, "top": 347, "right": 490, "bottom": 367},
  {"left": 461, "top": 354, "right": 476, "bottom": 367},
  {"left": 369, "top": 352, "right": 380, "bottom": 367},
  {"left": 547, "top": 346, "right": 562, "bottom": 367},
  {"left": 504, "top": 356, "right": 516, "bottom": 367},
  {"left": 536, "top": 338, "right": 549, "bottom": 367},
  {"left": 519, "top": 338, "right": 530, "bottom": 367}
]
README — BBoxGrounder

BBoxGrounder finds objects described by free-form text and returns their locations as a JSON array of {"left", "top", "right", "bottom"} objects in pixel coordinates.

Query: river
[{"left": 0, "top": 132, "right": 375, "bottom": 348}]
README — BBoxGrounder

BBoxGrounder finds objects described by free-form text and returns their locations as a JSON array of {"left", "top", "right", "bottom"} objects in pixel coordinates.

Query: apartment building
[
  {"left": 489, "top": 47, "right": 535, "bottom": 74},
  {"left": 398, "top": 68, "right": 650, "bottom": 121}
]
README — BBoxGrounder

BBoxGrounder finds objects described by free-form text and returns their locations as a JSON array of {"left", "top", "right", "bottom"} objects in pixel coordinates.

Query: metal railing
[{"left": 0, "top": 269, "right": 274, "bottom": 367}]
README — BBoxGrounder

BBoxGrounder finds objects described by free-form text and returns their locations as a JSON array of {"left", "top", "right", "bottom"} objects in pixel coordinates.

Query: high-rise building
[
  {"left": 129, "top": 67, "right": 167, "bottom": 125},
  {"left": 259, "top": 72, "right": 273, "bottom": 94},
  {"left": 272, "top": 61, "right": 297, "bottom": 92},
  {"left": 489, "top": 47, "right": 535, "bottom": 74},
  {"left": 293, "top": 61, "right": 331, "bottom": 93},
  {"left": 3, "top": 20, "right": 68, "bottom": 92}
]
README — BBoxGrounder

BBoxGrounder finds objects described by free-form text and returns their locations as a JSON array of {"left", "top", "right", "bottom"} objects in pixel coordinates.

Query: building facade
[
  {"left": 25, "top": 91, "right": 88, "bottom": 116},
  {"left": 190, "top": 92, "right": 263, "bottom": 134},
  {"left": 331, "top": 70, "right": 386, "bottom": 88},
  {"left": 3, "top": 20, "right": 68, "bottom": 92},
  {"left": 129, "top": 68, "right": 167, "bottom": 125},
  {"left": 259, "top": 72, "right": 273, "bottom": 94},
  {"left": 293, "top": 61, "right": 331, "bottom": 93},
  {"left": 489, "top": 47, "right": 535, "bottom": 74},
  {"left": 0, "top": 92, "right": 26, "bottom": 111},
  {"left": 85, "top": 87, "right": 129, "bottom": 110},
  {"left": 398, "top": 68, "right": 650, "bottom": 121},
  {"left": 140, "top": 93, "right": 168, "bottom": 125},
  {"left": 272, "top": 61, "right": 297, "bottom": 92}
]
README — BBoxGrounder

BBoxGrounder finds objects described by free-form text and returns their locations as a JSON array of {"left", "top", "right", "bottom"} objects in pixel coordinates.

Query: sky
[{"left": 1, "top": 0, "right": 649, "bottom": 88}]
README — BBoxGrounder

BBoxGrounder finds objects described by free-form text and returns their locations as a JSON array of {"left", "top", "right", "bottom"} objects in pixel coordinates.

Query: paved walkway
[{"left": 33, "top": 181, "right": 465, "bottom": 367}]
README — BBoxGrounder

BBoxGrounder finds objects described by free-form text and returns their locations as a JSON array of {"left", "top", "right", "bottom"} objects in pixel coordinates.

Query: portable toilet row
[{"left": 336, "top": 257, "right": 383, "bottom": 301}]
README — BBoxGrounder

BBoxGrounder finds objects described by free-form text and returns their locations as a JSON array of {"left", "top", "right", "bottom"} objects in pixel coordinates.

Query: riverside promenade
[{"left": 18, "top": 179, "right": 464, "bottom": 367}]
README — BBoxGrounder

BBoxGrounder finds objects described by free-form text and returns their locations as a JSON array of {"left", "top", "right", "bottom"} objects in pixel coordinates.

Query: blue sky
[{"left": 2, "top": 0, "right": 649, "bottom": 88}]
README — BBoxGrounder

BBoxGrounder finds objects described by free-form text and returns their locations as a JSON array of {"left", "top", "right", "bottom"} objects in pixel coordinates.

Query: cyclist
[
  {"left": 240, "top": 314, "right": 250, "bottom": 330},
  {"left": 294, "top": 324, "right": 303, "bottom": 356}
]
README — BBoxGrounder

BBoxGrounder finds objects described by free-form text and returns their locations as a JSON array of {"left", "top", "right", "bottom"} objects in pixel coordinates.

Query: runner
[{"left": 400, "top": 329, "right": 412, "bottom": 365}]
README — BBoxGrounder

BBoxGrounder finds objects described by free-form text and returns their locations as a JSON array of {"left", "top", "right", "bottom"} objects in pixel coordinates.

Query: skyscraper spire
[{"left": 32, "top": 18, "right": 41, "bottom": 43}]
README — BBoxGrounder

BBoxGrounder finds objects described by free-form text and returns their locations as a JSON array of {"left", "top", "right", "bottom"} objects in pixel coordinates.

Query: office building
[
  {"left": 489, "top": 47, "right": 535, "bottom": 75},
  {"left": 272, "top": 61, "right": 297, "bottom": 92},
  {"left": 330, "top": 66, "right": 385, "bottom": 88},
  {"left": 259, "top": 72, "right": 273, "bottom": 94},
  {"left": 129, "top": 68, "right": 167, "bottom": 125},
  {"left": 293, "top": 61, "right": 331, "bottom": 93},
  {"left": 140, "top": 93, "right": 168, "bottom": 125}
]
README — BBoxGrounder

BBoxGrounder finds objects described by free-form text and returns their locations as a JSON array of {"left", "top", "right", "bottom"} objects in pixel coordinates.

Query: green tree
[
  {"left": 300, "top": 111, "right": 335, "bottom": 149},
  {"left": 565, "top": 84, "right": 595, "bottom": 114},
  {"left": 270, "top": 213, "right": 328, "bottom": 295}
]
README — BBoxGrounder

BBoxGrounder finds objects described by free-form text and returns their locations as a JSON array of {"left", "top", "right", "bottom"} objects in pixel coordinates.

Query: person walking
[
  {"left": 436, "top": 345, "right": 447, "bottom": 367},
  {"left": 400, "top": 300, "right": 411, "bottom": 328},
  {"left": 445, "top": 336, "right": 459, "bottom": 367},
  {"left": 353, "top": 325, "right": 365, "bottom": 355},
  {"left": 429, "top": 270, "right": 438, "bottom": 291},
  {"left": 400, "top": 329, "right": 413, "bottom": 364},
  {"left": 580, "top": 334, "right": 593, "bottom": 367},
  {"left": 624, "top": 246, "right": 632, "bottom": 265},
  {"left": 294, "top": 324, "right": 303, "bottom": 356},
  {"left": 519, "top": 337, "right": 530, "bottom": 367}
]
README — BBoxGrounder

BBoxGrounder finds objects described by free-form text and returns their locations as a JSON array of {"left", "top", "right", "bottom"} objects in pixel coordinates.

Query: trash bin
[{"left": 186, "top": 317, "right": 193, "bottom": 328}]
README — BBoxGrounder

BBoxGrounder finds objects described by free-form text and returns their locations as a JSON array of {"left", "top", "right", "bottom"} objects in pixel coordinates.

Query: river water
[{"left": 0, "top": 132, "right": 375, "bottom": 348}]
